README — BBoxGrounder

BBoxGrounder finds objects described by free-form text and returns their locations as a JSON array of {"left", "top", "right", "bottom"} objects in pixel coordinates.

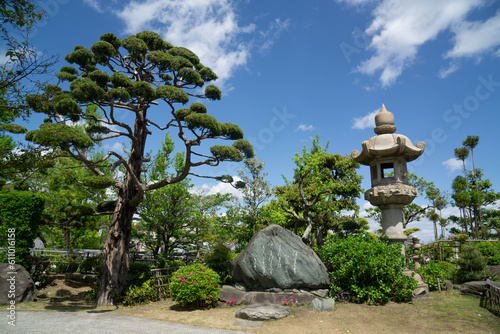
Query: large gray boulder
[
  {"left": 230, "top": 224, "right": 330, "bottom": 290},
  {"left": 0, "top": 263, "right": 36, "bottom": 304}
]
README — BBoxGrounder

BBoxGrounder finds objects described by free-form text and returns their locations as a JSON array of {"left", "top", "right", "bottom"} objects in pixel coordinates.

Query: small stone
[
  {"left": 235, "top": 303, "right": 291, "bottom": 320},
  {"left": 266, "top": 287, "right": 283, "bottom": 293},
  {"left": 311, "top": 289, "right": 329, "bottom": 298},
  {"left": 310, "top": 298, "right": 335, "bottom": 312}
]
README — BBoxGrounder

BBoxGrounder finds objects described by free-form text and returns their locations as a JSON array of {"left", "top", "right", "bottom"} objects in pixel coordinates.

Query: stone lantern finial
[{"left": 374, "top": 104, "right": 396, "bottom": 135}]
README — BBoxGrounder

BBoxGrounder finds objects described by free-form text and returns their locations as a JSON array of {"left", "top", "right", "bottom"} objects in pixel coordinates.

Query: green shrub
[
  {"left": 318, "top": 234, "right": 417, "bottom": 304},
  {"left": 121, "top": 278, "right": 157, "bottom": 306},
  {"left": 421, "top": 241, "right": 455, "bottom": 262},
  {"left": 126, "top": 262, "right": 151, "bottom": 287},
  {"left": 0, "top": 192, "right": 45, "bottom": 269},
  {"left": 416, "top": 261, "right": 453, "bottom": 291},
  {"left": 170, "top": 263, "right": 220, "bottom": 309},
  {"left": 453, "top": 244, "right": 493, "bottom": 284},
  {"left": 202, "top": 241, "right": 236, "bottom": 284},
  {"left": 476, "top": 242, "right": 500, "bottom": 266},
  {"left": 80, "top": 255, "right": 103, "bottom": 274}
]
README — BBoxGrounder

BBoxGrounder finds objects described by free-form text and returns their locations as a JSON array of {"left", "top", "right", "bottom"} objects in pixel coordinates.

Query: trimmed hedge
[{"left": 0, "top": 192, "right": 45, "bottom": 269}]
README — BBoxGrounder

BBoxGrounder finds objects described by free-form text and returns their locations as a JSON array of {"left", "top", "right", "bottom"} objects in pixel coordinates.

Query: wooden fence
[
  {"left": 150, "top": 266, "right": 180, "bottom": 301},
  {"left": 481, "top": 279, "right": 500, "bottom": 315}
]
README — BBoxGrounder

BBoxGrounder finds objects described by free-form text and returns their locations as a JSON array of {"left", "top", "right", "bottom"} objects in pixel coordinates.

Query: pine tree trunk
[
  {"left": 96, "top": 186, "right": 137, "bottom": 305},
  {"left": 96, "top": 108, "right": 149, "bottom": 306}
]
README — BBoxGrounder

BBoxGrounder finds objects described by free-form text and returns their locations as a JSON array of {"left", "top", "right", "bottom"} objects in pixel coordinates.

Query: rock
[
  {"left": 311, "top": 289, "right": 329, "bottom": 298},
  {"left": 230, "top": 224, "right": 330, "bottom": 290},
  {"left": 444, "top": 279, "right": 454, "bottom": 291},
  {"left": 403, "top": 269, "right": 429, "bottom": 300},
  {"left": 460, "top": 281, "right": 488, "bottom": 297},
  {"left": 310, "top": 298, "right": 335, "bottom": 312},
  {"left": 266, "top": 287, "right": 283, "bottom": 293},
  {"left": 0, "top": 263, "right": 36, "bottom": 304},
  {"left": 235, "top": 303, "right": 291, "bottom": 320}
]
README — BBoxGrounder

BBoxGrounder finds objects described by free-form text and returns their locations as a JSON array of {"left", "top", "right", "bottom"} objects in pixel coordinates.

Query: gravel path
[{"left": 0, "top": 311, "right": 250, "bottom": 334}]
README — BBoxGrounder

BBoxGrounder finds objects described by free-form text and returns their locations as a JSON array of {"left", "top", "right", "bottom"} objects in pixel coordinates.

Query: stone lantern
[{"left": 351, "top": 105, "right": 425, "bottom": 246}]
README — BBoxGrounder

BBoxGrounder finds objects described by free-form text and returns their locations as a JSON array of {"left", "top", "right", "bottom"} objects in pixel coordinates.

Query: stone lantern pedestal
[{"left": 351, "top": 104, "right": 429, "bottom": 299}]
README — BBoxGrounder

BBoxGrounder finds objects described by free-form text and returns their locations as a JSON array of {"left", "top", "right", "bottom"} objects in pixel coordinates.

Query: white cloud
[
  {"left": 446, "top": 11, "right": 500, "bottom": 59},
  {"left": 442, "top": 158, "right": 464, "bottom": 173},
  {"left": 259, "top": 18, "right": 291, "bottom": 53},
  {"left": 104, "top": 141, "right": 125, "bottom": 153},
  {"left": 338, "top": 0, "right": 499, "bottom": 86},
  {"left": 83, "top": 0, "right": 102, "bottom": 13},
  {"left": 438, "top": 60, "right": 461, "bottom": 79},
  {"left": 296, "top": 124, "right": 314, "bottom": 131},
  {"left": 199, "top": 176, "right": 243, "bottom": 198},
  {"left": 113, "top": 0, "right": 255, "bottom": 85},
  {"left": 352, "top": 109, "right": 378, "bottom": 129}
]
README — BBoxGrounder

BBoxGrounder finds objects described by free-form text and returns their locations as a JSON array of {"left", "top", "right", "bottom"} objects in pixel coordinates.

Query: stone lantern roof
[{"left": 351, "top": 105, "right": 425, "bottom": 165}]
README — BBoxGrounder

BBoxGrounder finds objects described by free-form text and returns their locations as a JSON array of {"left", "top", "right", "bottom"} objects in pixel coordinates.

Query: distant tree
[
  {"left": 190, "top": 186, "right": 233, "bottom": 257},
  {"left": 451, "top": 169, "right": 499, "bottom": 239},
  {"left": 136, "top": 134, "right": 194, "bottom": 260},
  {"left": 454, "top": 147, "right": 471, "bottom": 234},
  {"left": 276, "top": 134, "right": 362, "bottom": 246},
  {"left": 236, "top": 158, "right": 273, "bottom": 241},
  {"left": 24, "top": 31, "right": 253, "bottom": 305},
  {"left": 0, "top": 0, "right": 56, "bottom": 188},
  {"left": 463, "top": 135, "right": 482, "bottom": 226},
  {"left": 482, "top": 208, "right": 500, "bottom": 239}
]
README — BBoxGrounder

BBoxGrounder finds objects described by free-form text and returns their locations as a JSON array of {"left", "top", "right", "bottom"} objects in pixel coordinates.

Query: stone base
[
  {"left": 403, "top": 269, "right": 429, "bottom": 300},
  {"left": 220, "top": 285, "right": 324, "bottom": 305}
]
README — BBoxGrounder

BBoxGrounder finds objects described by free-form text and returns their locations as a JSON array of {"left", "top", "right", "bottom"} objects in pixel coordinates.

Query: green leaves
[
  {"left": 81, "top": 175, "right": 116, "bottom": 189},
  {"left": 204, "top": 84, "right": 222, "bottom": 100},
  {"left": 26, "top": 123, "right": 94, "bottom": 149},
  {"left": 65, "top": 45, "right": 96, "bottom": 70},
  {"left": 156, "top": 85, "right": 189, "bottom": 104},
  {"left": 232, "top": 139, "right": 254, "bottom": 159},
  {"left": 185, "top": 113, "right": 221, "bottom": 136},
  {"left": 1, "top": 123, "right": 27, "bottom": 134},
  {"left": 136, "top": 31, "right": 172, "bottom": 51},
  {"left": 210, "top": 141, "right": 254, "bottom": 162},
  {"left": 70, "top": 77, "right": 106, "bottom": 102},
  {"left": 91, "top": 41, "right": 117, "bottom": 63},
  {"left": 210, "top": 145, "right": 243, "bottom": 162},
  {"left": 122, "top": 35, "right": 148, "bottom": 62},
  {"left": 221, "top": 122, "right": 243, "bottom": 140},
  {"left": 170, "top": 263, "right": 221, "bottom": 308},
  {"left": 318, "top": 234, "right": 417, "bottom": 304}
]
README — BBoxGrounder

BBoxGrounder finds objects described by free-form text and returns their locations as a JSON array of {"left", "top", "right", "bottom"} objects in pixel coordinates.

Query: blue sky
[{"left": 14, "top": 0, "right": 500, "bottom": 242}]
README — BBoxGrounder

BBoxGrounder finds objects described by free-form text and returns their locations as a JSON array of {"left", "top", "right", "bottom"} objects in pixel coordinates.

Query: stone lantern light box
[{"left": 351, "top": 105, "right": 425, "bottom": 245}]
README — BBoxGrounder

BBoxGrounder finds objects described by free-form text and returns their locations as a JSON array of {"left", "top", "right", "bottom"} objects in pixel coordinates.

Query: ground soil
[{"left": 15, "top": 274, "right": 500, "bottom": 334}]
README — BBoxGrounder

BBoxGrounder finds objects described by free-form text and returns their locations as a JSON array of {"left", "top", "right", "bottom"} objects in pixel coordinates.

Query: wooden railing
[
  {"left": 481, "top": 279, "right": 500, "bottom": 315},
  {"left": 150, "top": 266, "right": 180, "bottom": 301}
]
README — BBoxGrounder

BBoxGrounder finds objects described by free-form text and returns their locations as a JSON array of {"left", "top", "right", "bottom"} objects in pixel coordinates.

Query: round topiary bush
[
  {"left": 318, "top": 233, "right": 417, "bottom": 304},
  {"left": 170, "top": 263, "right": 221, "bottom": 308},
  {"left": 453, "top": 243, "right": 492, "bottom": 284}
]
